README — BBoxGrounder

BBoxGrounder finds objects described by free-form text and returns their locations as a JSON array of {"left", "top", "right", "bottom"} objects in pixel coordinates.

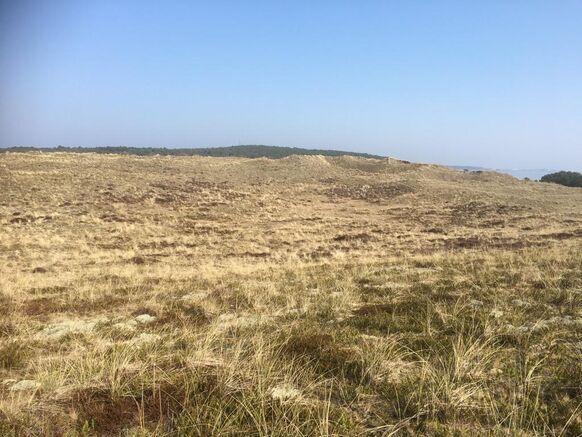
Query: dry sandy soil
[{"left": 0, "top": 152, "right": 581, "bottom": 436}]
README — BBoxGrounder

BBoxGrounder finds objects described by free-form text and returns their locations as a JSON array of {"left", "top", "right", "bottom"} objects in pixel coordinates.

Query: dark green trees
[{"left": 540, "top": 171, "right": 582, "bottom": 188}]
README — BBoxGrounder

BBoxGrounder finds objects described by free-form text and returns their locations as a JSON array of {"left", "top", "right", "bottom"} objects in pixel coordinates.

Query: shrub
[{"left": 540, "top": 171, "right": 582, "bottom": 188}]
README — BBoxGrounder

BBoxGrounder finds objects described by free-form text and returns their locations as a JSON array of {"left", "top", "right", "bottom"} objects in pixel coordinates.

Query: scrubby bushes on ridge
[{"left": 541, "top": 171, "right": 582, "bottom": 187}]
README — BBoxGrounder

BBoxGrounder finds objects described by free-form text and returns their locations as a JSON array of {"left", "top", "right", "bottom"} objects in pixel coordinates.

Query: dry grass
[{"left": 0, "top": 152, "right": 581, "bottom": 436}]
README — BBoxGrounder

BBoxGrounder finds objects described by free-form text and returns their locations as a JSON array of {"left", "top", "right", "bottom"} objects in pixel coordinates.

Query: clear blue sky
[{"left": 1, "top": 1, "right": 581, "bottom": 170}]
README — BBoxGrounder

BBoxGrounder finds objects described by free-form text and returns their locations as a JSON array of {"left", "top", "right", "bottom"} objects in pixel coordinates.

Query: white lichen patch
[
  {"left": 360, "top": 334, "right": 382, "bottom": 342},
  {"left": 378, "top": 359, "right": 418, "bottom": 384},
  {"left": 507, "top": 316, "right": 582, "bottom": 334},
  {"left": 38, "top": 318, "right": 107, "bottom": 339},
  {"left": 180, "top": 292, "right": 209, "bottom": 301},
  {"left": 489, "top": 309, "right": 504, "bottom": 319},
  {"left": 9, "top": 380, "right": 40, "bottom": 391},
  {"left": 113, "top": 320, "right": 138, "bottom": 332},
  {"left": 135, "top": 314, "right": 157, "bottom": 324},
  {"left": 129, "top": 333, "right": 161, "bottom": 345},
  {"left": 269, "top": 384, "right": 302, "bottom": 402}
]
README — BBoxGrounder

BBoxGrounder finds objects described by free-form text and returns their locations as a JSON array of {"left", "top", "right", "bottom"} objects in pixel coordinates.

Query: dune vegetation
[
  {"left": 0, "top": 145, "right": 382, "bottom": 159},
  {"left": 0, "top": 152, "right": 581, "bottom": 436},
  {"left": 540, "top": 171, "right": 582, "bottom": 188}
]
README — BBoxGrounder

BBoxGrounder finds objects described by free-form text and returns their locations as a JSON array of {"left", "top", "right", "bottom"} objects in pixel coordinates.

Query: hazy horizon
[{"left": 1, "top": 1, "right": 581, "bottom": 171}]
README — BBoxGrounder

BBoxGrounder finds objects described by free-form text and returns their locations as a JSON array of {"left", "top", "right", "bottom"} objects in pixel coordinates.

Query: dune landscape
[{"left": 0, "top": 152, "right": 581, "bottom": 435}]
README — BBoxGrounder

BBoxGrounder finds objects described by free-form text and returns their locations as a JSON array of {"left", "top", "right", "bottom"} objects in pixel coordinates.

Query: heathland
[
  {"left": 0, "top": 152, "right": 581, "bottom": 435},
  {"left": 0, "top": 145, "right": 383, "bottom": 159}
]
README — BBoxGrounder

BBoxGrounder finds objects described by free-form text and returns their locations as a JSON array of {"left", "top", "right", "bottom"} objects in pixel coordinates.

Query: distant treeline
[
  {"left": 540, "top": 171, "right": 582, "bottom": 188},
  {"left": 0, "top": 145, "right": 383, "bottom": 159}
]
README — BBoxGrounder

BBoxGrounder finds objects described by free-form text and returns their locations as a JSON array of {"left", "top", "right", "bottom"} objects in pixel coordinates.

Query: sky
[{"left": 1, "top": 1, "right": 581, "bottom": 170}]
